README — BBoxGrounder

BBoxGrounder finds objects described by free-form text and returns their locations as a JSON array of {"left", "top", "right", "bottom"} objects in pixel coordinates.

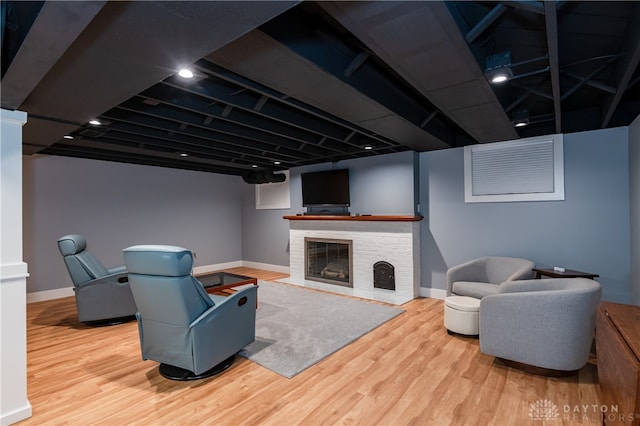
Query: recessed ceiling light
[
  {"left": 364, "top": 145, "right": 373, "bottom": 150},
  {"left": 485, "top": 51, "right": 513, "bottom": 85},
  {"left": 491, "top": 74, "right": 509, "bottom": 83},
  {"left": 178, "top": 68, "right": 194, "bottom": 79},
  {"left": 178, "top": 152, "right": 189, "bottom": 157},
  {"left": 273, "top": 161, "right": 281, "bottom": 165},
  {"left": 251, "top": 164, "right": 258, "bottom": 168},
  {"left": 88, "top": 119, "right": 101, "bottom": 126},
  {"left": 511, "top": 108, "right": 529, "bottom": 128},
  {"left": 63, "top": 135, "right": 74, "bottom": 139}
]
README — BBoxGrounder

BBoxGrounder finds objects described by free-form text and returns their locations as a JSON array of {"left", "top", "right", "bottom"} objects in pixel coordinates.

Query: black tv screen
[{"left": 301, "top": 169, "right": 350, "bottom": 207}]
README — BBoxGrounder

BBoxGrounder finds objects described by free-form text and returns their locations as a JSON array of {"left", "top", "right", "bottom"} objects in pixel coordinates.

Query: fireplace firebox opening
[{"left": 305, "top": 237, "right": 353, "bottom": 287}]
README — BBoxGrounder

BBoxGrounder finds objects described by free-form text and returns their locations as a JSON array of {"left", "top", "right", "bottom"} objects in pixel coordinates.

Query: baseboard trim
[
  {"left": 27, "top": 287, "right": 74, "bottom": 303},
  {"left": 1, "top": 401, "right": 32, "bottom": 425},
  {"left": 28, "top": 260, "right": 290, "bottom": 303},
  {"left": 420, "top": 287, "right": 447, "bottom": 300},
  {"left": 192, "top": 260, "right": 243, "bottom": 276},
  {"left": 241, "top": 261, "right": 290, "bottom": 274},
  {"left": 29, "top": 261, "right": 441, "bottom": 302}
]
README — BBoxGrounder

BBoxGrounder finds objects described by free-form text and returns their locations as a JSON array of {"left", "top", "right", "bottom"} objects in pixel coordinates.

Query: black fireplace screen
[{"left": 305, "top": 238, "right": 353, "bottom": 287}]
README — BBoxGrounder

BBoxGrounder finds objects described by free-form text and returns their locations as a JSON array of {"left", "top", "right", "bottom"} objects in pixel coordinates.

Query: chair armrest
[
  {"left": 107, "top": 265, "right": 127, "bottom": 275},
  {"left": 73, "top": 271, "right": 136, "bottom": 322},
  {"left": 497, "top": 279, "right": 560, "bottom": 294},
  {"left": 75, "top": 271, "right": 129, "bottom": 289},
  {"left": 188, "top": 285, "right": 258, "bottom": 374},
  {"left": 191, "top": 285, "right": 257, "bottom": 328},
  {"left": 497, "top": 278, "right": 600, "bottom": 294},
  {"left": 504, "top": 263, "right": 535, "bottom": 282}
]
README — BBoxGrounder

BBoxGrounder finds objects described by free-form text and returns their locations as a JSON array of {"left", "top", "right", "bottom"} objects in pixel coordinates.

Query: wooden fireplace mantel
[{"left": 283, "top": 215, "right": 423, "bottom": 222}]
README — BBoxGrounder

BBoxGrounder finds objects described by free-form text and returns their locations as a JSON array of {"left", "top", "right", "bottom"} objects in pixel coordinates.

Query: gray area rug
[{"left": 238, "top": 280, "right": 404, "bottom": 378}]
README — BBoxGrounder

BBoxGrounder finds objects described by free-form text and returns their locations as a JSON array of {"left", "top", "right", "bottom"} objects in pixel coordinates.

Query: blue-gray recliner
[
  {"left": 57, "top": 234, "right": 137, "bottom": 324},
  {"left": 123, "top": 245, "right": 258, "bottom": 380}
]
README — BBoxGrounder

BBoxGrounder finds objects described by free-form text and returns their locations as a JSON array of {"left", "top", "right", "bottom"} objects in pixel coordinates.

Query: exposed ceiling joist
[
  {"left": 196, "top": 59, "right": 399, "bottom": 150},
  {"left": 2, "top": 0, "right": 638, "bottom": 176},
  {"left": 465, "top": 3, "right": 507, "bottom": 44},
  {"left": 601, "top": 1, "right": 640, "bottom": 128},
  {"left": 562, "top": 70, "right": 616, "bottom": 94},
  {"left": 318, "top": 0, "right": 517, "bottom": 144},
  {"left": 561, "top": 56, "right": 617, "bottom": 102},
  {"left": 1, "top": 1, "right": 106, "bottom": 109},
  {"left": 502, "top": 1, "right": 545, "bottom": 15},
  {"left": 14, "top": 1, "right": 300, "bottom": 153},
  {"left": 544, "top": 1, "right": 562, "bottom": 133},
  {"left": 208, "top": 29, "right": 451, "bottom": 152}
]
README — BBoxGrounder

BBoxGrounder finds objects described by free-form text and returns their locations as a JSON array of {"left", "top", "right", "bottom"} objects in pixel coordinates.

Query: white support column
[{"left": 0, "top": 109, "right": 32, "bottom": 425}]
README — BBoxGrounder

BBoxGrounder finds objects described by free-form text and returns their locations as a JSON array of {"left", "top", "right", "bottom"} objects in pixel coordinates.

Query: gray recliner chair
[
  {"left": 57, "top": 234, "right": 137, "bottom": 323},
  {"left": 446, "top": 256, "right": 536, "bottom": 298},
  {"left": 479, "top": 278, "right": 602, "bottom": 374},
  {"left": 123, "top": 245, "right": 258, "bottom": 380}
]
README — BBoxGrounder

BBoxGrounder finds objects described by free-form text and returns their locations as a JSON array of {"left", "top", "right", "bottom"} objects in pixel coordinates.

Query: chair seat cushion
[{"left": 452, "top": 281, "right": 500, "bottom": 299}]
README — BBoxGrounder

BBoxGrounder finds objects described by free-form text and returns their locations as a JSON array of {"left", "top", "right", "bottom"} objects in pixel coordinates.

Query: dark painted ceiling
[{"left": 2, "top": 1, "right": 638, "bottom": 182}]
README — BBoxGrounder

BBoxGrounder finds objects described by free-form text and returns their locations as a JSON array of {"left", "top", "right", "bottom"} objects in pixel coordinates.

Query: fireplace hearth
[{"left": 305, "top": 238, "right": 352, "bottom": 287}]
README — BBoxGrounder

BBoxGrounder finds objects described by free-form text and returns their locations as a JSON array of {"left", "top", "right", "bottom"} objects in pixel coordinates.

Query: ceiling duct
[
  {"left": 242, "top": 170, "right": 287, "bottom": 184},
  {"left": 78, "top": 127, "right": 108, "bottom": 138}
]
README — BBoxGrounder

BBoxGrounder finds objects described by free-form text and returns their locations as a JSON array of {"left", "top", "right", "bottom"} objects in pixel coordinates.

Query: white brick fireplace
[{"left": 283, "top": 216, "right": 422, "bottom": 305}]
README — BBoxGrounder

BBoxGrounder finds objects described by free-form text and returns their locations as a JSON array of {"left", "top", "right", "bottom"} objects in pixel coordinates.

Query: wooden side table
[
  {"left": 532, "top": 267, "right": 599, "bottom": 280},
  {"left": 197, "top": 271, "right": 258, "bottom": 295},
  {"left": 196, "top": 271, "right": 259, "bottom": 307}
]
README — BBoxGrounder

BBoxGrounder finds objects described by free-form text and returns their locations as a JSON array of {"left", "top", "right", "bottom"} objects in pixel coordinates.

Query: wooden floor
[{"left": 20, "top": 267, "right": 603, "bottom": 425}]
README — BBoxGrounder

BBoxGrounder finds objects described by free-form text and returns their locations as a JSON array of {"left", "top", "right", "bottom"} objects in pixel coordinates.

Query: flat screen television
[{"left": 301, "top": 169, "right": 350, "bottom": 207}]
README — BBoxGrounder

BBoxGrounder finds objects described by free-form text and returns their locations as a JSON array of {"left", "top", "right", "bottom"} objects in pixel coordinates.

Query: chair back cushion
[
  {"left": 124, "top": 245, "right": 194, "bottom": 277},
  {"left": 57, "top": 234, "right": 87, "bottom": 255},
  {"left": 483, "top": 256, "right": 535, "bottom": 284},
  {"left": 57, "top": 234, "right": 109, "bottom": 285},
  {"left": 123, "top": 245, "right": 214, "bottom": 326}
]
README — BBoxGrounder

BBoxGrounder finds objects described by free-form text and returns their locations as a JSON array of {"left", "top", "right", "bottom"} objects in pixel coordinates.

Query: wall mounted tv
[{"left": 301, "top": 169, "right": 350, "bottom": 207}]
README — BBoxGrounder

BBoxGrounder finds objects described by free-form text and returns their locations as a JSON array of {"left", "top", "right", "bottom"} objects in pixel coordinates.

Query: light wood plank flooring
[{"left": 20, "top": 267, "right": 602, "bottom": 425}]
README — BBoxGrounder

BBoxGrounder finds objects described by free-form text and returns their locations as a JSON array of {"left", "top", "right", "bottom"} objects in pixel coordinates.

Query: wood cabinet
[{"left": 596, "top": 302, "right": 640, "bottom": 425}]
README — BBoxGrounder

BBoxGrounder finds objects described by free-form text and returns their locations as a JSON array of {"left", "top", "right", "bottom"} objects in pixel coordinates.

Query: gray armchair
[
  {"left": 479, "top": 278, "right": 602, "bottom": 373},
  {"left": 445, "top": 256, "right": 535, "bottom": 298},
  {"left": 57, "top": 234, "right": 137, "bottom": 323},
  {"left": 123, "top": 245, "right": 257, "bottom": 380}
]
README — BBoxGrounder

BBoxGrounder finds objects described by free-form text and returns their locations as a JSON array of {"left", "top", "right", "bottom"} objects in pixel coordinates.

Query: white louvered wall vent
[{"left": 464, "top": 134, "right": 564, "bottom": 203}]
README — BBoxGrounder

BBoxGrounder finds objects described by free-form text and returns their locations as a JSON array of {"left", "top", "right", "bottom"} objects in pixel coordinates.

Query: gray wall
[
  {"left": 23, "top": 155, "right": 243, "bottom": 293},
  {"left": 241, "top": 181, "right": 292, "bottom": 267},
  {"left": 241, "top": 151, "right": 416, "bottom": 266},
  {"left": 630, "top": 115, "right": 640, "bottom": 306},
  {"left": 24, "top": 126, "right": 635, "bottom": 302},
  {"left": 288, "top": 151, "right": 416, "bottom": 216},
  {"left": 420, "top": 127, "right": 631, "bottom": 303}
]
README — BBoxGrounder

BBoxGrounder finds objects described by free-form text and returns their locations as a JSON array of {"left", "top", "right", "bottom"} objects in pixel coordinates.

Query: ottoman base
[{"left": 444, "top": 296, "right": 481, "bottom": 336}]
